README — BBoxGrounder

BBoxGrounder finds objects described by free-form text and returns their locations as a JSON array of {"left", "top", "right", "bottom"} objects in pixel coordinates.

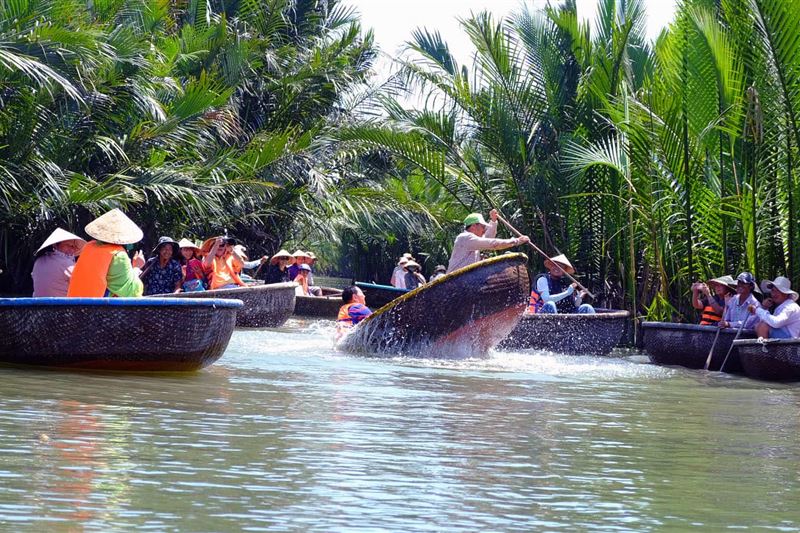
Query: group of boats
[{"left": 2, "top": 252, "right": 800, "bottom": 382}]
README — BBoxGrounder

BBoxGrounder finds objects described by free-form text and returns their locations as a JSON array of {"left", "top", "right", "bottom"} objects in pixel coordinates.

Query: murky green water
[{"left": 1, "top": 319, "right": 799, "bottom": 531}]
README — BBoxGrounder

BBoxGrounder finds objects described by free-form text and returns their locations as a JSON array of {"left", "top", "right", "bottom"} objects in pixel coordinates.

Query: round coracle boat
[
  {"left": 0, "top": 297, "right": 242, "bottom": 371},
  {"left": 338, "top": 254, "right": 530, "bottom": 358},
  {"left": 355, "top": 282, "right": 408, "bottom": 310},
  {"left": 498, "top": 309, "right": 630, "bottom": 355},
  {"left": 733, "top": 338, "right": 800, "bottom": 382},
  {"left": 159, "top": 282, "right": 296, "bottom": 327},
  {"left": 293, "top": 287, "right": 343, "bottom": 319},
  {"left": 642, "top": 321, "right": 755, "bottom": 372}
]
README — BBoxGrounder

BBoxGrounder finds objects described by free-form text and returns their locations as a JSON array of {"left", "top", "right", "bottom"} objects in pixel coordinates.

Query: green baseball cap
[{"left": 463, "top": 213, "right": 489, "bottom": 227}]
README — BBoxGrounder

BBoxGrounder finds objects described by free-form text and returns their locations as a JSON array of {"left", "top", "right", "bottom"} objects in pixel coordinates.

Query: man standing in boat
[{"left": 446, "top": 209, "right": 529, "bottom": 273}]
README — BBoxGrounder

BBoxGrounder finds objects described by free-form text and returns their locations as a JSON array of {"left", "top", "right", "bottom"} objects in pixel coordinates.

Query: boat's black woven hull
[
  {"left": 0, "top": 298, "right": 240, "bottom": 371},
  {"left": 339, "top": 254, "right": 529, "bottom": 358},
  {"left": 163, "top": 283, "right": 295, "bottom": 327},
  {"left": 735, "top": 339, "right": 800, "bottom": 381},
  {"left": 294, "top": 295, "right": 341, "bottom": 319},
  {"left": 642, "top": 322, "right": 754, "bottom": 372},
  {"left": 499, "top": 309, "right": 630, "bottom": 355}
]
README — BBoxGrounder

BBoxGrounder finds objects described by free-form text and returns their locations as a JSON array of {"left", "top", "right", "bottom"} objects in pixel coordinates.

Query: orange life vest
[
  {"left": 67, "top": 241, "right": 123, "bottom": 297},
  {"left": 699, "top": 304, "right": 723, "bottom": 325},
  {"left": 205, "top": 255, "right": 244, "bottom": 290}
]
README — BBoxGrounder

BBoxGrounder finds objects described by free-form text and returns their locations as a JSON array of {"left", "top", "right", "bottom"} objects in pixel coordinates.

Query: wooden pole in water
[
  {"left": 703, "top": 326, "right": 722, "bottom": 370},
  {"left": 496, "top": 214, "right": 595, "bottom": 299}
]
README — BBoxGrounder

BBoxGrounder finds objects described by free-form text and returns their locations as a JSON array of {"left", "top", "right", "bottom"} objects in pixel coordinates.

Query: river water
[{"left": 1, "top": 318, "right": 799, "bottom": 531}]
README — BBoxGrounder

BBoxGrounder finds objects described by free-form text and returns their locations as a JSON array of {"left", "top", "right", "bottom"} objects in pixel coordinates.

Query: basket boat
[
  {"left": 0, "top": 297, "right": 242, "bottom": 371},
  {"left": 338, "top": 254, "right": 530, "bottom": 358},
  {"left": 642, "top": 321, "right": 755, "bottom": 372},
  {"left": 733, "top": 338, "right": 800, "bottom": 382},
  {"left": 498, "top": 309, "right": 630, "bottom": 355},
  {"left": 355, "top": 282, "right": 409, "bottom": 309},
  {"left": 294, "top": 287, "right": 343, "bottom": 319},
  {"left": 159, "top": 283, "right": 296, "bottom": 327}
]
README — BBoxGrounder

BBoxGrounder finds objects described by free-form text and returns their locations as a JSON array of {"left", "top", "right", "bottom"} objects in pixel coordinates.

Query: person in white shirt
[
  {"left": 390, "top": 257, "right": 408, "bottom": 288},
  {"left": 747, "top": 276, "right": 800, "bottom": 339},
  {"left": 446, "top": 209, "right": 529, "bottom": 273}
]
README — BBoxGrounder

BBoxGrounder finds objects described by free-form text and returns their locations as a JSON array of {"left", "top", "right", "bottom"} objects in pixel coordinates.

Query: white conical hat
[
  {"left": 544, "top": 254, "right": 575, "bottom": 274},
  {"left": 84, "top": 209, "right": 143, "bottom": 245},
  {"left": 35, "top": 228, "right": 86, "bottom": 255}
]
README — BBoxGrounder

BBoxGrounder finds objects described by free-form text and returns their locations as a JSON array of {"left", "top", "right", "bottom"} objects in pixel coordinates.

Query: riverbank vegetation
[{"left": 2, "top": 0, "right": 799, "bottom": 322}]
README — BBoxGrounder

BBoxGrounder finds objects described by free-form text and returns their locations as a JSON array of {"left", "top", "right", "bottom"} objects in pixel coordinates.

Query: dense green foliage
[
  {"left": 0, "top": 0, "right": 375, "bottom": 291},
  {"left": 340, "top": 0, "right": 800, "bottom": 322},
  {"left": 3, "top": 0, "right": 800, "bottom": 325}
]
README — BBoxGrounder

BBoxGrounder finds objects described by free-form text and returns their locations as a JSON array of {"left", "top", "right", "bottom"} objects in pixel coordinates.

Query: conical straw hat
[
  {"left": 544, "top": 254, "right": 575, "bottom": 275},
  {"left": 35, "top": 228, "right": 86, "bottom": 255},
  {"left": 84, "top": 209, "right": 143, "bottom": 245},
  {"left": 177, "top": 238, "right": 201, "bottom": 251}
]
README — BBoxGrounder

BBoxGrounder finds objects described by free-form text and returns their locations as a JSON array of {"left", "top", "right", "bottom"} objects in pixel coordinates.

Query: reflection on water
[{"left": 1, "top": 318, "right": 799, "bottom": 531}]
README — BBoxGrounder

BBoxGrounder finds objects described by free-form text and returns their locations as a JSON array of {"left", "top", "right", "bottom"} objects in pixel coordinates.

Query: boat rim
[
  {"left": 0, "top": 297, "right": 244, "bottom": 308},
  {"left": 733, "top": 338, "right": 800, "bottom": 346},
  {"left": 642, "top": 321, "right": 742, "bottom": 333},
  {"left": 521, "top": 309, "right": 630, "bottom": 320}
]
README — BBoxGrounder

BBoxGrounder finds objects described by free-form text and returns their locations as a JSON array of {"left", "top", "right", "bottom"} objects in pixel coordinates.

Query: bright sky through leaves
[{"left": 349, "top": 0, "right": 677, "bottom": 72}]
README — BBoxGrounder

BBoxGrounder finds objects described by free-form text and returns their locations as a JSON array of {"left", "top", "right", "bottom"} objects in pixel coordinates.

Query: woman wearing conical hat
[
  {"left": 528, "top": 254, "right": 595, "bottom": 314},
  {"left": 262, "top": 249, "right": 294, "bottom": 285},
  {"left": 31, "top": 228, "right": 86, "bottom": 297},
  {"left": 67, "top": 209, "right": 146, "bottom": 297}
]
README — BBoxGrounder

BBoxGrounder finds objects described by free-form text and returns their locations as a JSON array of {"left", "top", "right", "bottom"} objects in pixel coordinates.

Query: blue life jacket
[{"left": 528, "top": 273, "right": 576, "bottom": 313}]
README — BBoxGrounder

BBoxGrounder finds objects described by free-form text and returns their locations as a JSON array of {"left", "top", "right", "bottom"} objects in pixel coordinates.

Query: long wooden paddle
[
  {"left": 703, "top": 326, "right": 722, "bottom": 370},
  {"left": 497, "top": 214, "right": 595, "bottom": 299},
  {"left": 719, "top": 320, "right": 747, "bottom": 373}
]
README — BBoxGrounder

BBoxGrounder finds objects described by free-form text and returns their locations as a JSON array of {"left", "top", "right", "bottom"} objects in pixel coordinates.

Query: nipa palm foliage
[
  {"left": 0, "top": 0, "right": 376, "bottom": 291},
  {"left": 338, "top": 0, "right": 800, "bottom": 324}
]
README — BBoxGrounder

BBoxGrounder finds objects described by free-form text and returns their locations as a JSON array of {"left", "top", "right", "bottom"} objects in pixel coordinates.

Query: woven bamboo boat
[
  {"left": 339, "top": 254, "right": 530, "bottom": 358},
  {"left": 161, "top": 282, "right": 296, "bottom": 327},
  {"left": 733, "top": 338, "right": 800, "bottom": 382},
  {"left": 0, "top": 297, "right": 242, "bottom": 371},
  {"left": 294, "top": 287, "right": 343, "bottom": 319},
  {"left": 355, "top": 282, "right": 408, "bottom": 309},
  {"left": 498, "top": 309, "right": 630, "bottom": 355},
  {"left": 642, "top": 321, "right": 755, "bottom": 372}
]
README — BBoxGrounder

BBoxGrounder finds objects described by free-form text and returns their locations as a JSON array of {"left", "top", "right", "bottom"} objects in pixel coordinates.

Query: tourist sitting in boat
[
  {"left": 429, "top": 265, "right": 446, "bottom": 283},
  {"left": 719, "top": 272, "right": 760, "bottom": 329},
  {"left": 67, "top": 209, "right": 146, "bottom": 297},
  {"left": 31, "top": 228, "right": 86, "bottom": 297},
  {"left": 692, "top": 276, "right": 735, "bottom": 325},
  {"left": 201, "top": 236, "right": 246, "bottom": 290},
  {"left": 528, "top": 254, "right": 595, "bottom": 314},
  {"left": 140, "top": 237, "right": 183, "bottom": 295},
  {"left": 447, "top": 209, "right": 529, "bottom": 273},
  {"left": 294, "top": 263, "right": 314, "bottom": 296},
  {"left": 404, "top": 260, "right": 426, "bottom": 290},
  {"left": 336, "top": 285, "right": 372, "bottom": 340},
  {"left": 288, "top": 250, "right": 309, "bottom": 280},
  {"left": 178, "top": 238, "right": 206, "bottom": 292},
  {"left": 302, "top": 250, "right": 323, "bottom": 296},
  {"left": 746, "top": 277, "right": 800, "bottom": 339},
  {"left": 391, "top": 257, "right": 408, "bottom": 288},
  {"left": 263, "top": 249, "right": 294, "bottom": 284}
]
